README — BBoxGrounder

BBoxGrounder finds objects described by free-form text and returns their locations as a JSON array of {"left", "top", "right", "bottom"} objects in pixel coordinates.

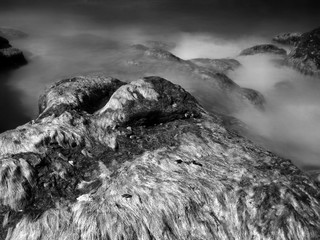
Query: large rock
[
  {"left": 0, "top": 75, "right": 320, "bottom": 239},
  {"left": 286, "top": 27, "right": 320, "bottom": 76},
  {"left": 0, "top": 36, "right": 27, "bottom": 70},
  {"left": 121, "top": 44, "right": 264, "bottom": 114},
  {"left": 240, "top": 44, "right": 287, "bottom": 56},
  {"left": 273, "top": 32, "right": 302, "bottom": 46}
]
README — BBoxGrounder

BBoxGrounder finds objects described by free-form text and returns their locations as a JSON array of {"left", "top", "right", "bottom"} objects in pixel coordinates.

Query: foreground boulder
[
  {"left": 0, "top": 75, "right": 320, "bottom": 239},
  {"left": 0, "top": 36, "right": 27, "bottom": 70},
  {"left": 273, "top": 32, "right": 302, "bottom": 46},
  {"left": 240, "top": 44, "right": 287, "bottom": 56},
  {"left": 286, "top": 27, "right": 320, "bottom": 76}
]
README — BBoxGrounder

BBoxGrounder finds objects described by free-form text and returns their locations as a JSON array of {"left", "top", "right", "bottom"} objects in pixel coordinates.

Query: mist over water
[
  {"left": 0, "top": 1, "right": 320, "bottom": 169},
  {"left": 229, "top": 56, "right": 320, "bottom": 169}
]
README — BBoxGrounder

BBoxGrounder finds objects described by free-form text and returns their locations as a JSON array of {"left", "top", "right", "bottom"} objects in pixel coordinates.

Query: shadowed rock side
[
  {"left": 119, "top": 44, "right": 264, "bottom": 114},
  {"left": 286, "top": 27, "right": 320, "bottom": 76},
  {"left": 0, "top": 36, "right": 27, "bottom": 70},
  {"left": 0, "top": 75, "right": 320, "bottom": 240},
  {"left": 239, "top": 44, "right": 287, "bottom": 56},
  {"left": 273, "top": 32, "right": 302, "bottom": 46},
  {"left": 190, "top": 58, "right": 241, "bottom": 73}
]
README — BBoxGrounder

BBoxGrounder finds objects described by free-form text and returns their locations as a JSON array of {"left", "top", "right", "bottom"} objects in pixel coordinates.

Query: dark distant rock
[
  {"left": 190, "top": 58, "right": 241, "bottom": 73},
  {"left": 0, "top": 75, "right": 320, "bottom": 239},
  {"left": 131, "top": 44, "right": 149, "bottom": 51},
  {"left": 0, "top": 28, "right": 28, "bottom": 40},
  {"left": 121, "top": 44, "right": 264, "bottom": 114},
  {"left": 240, "top": 44, "right": 287, "bottom": 56},
  {"left": 286, "top": 27, "right": 320, "bottom": 76},
  {"left": 273, "top": 32, "right": 302, "bottom": 46},
  {"left": 0, "top": 36, "right": 27, "bottom": 70}
]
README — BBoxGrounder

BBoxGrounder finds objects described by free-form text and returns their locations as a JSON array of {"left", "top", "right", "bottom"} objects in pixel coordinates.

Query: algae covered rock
[{"left": 0, "top": 75, "right": 320, "bottom": 239}]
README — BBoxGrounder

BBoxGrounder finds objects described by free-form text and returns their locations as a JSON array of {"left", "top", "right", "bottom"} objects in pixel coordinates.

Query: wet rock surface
[
  {"left": 240, "top": 44, "right": 287, "bottom": 56},
  {"left": 273, "top": 32, "right": 302, "bottom": 46},
  {"left": 0, "top": 36, "right": 27, "bottom": 70},
  {"left": 0, "top": 75, "right": 320, "bottom": 239},
  {"left": 286, "top": 27, "right": 320, "bottom": 76}
]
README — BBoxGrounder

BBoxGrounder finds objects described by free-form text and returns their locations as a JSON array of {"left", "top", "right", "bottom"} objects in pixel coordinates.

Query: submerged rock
[
  {"left": 286, "top": 27, "right": 320, "bottom": 76},
  {"left": 190, "top": 58, "right": 241, "bottom": 73},
  {"left": 240, "top": 44, "right": 287, "bottom": 56},
  {"left": 0, "top": 75, "right": 320, "bottom": 239},
  {"left": 273, "top": 32, "right": 302, "bottom": 46},
  {"left": 0, "top": 36, "right": 27, "bottom": 70}
]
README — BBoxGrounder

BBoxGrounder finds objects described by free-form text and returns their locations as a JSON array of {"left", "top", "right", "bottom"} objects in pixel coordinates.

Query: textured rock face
[
  {"left": 0, "top": 75, "right": 320, "bottom": 240},
  {"left": 240, "top": 44, "right": 287, "bottom": 56},
  {"left": 286, "top": 27, "right": 320, "bottom": 76},
  {"left": 0, "top": 36, "right": 27, "bottom": 70},
  {"left": 190, "top": 58, "right": 241, "bottom": 73},
  {"left": 123, "top": 45, "right": 264, "bottom": 114},
  {"left": 273, "top": 32, "right": 302, "bottom": 46}
]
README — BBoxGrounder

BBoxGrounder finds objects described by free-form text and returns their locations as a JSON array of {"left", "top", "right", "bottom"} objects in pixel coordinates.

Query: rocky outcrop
[
  {"left": 240, "top": 44, "right": 287, "bottom": 56},
  {"left": 273, "top": 32, "right": 302, "bottom": 46},
  {"left": 286, "top": 27, "right": 320, "bottom": 76},
  {"left": 0, "top": 75, "right": 320, "bottom": 239},
  {"left": 123, "top": 44, "right": 264, "bottom": 114},
  {"left": 0, "top": 28, "right": 28, "bottom": 40},
  {"left": 0, "top": 36, "right": 27, "bottom": 70},
  {"left": 190, "top": 58, "right": 241, "bottom": 73}
]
